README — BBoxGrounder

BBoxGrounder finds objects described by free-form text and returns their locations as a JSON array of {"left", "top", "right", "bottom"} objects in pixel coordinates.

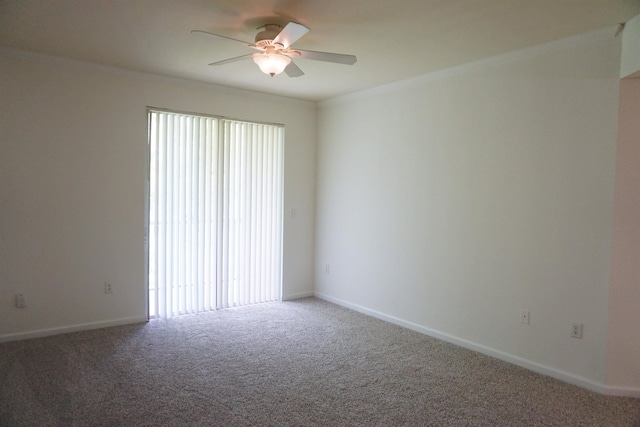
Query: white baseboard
[
  {"left": 598, "top": 385, "right": 640, "bottom": 398},
  {"left": 314, "top": 292, "right": 640, "bottom": 398},
  {"left": 0, "top": 316, "right": 148, "bottom": 343},
  {"left": 282, "top": 291, "right": 314, "bottom": 301}
]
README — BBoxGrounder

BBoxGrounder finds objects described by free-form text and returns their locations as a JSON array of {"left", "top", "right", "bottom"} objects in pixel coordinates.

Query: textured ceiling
[{"left": 1, "top": 0, "right": 639, "bottom": 101}]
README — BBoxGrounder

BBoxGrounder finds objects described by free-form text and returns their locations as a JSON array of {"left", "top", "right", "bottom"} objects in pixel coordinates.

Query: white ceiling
[{"left": 1, "top": 0, "right": 639, "bottom": 101}]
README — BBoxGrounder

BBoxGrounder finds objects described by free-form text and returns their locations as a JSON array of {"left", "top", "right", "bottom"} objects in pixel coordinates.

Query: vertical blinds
[{"left": 148, "top": 110, "right": 284, "bottom": 318}]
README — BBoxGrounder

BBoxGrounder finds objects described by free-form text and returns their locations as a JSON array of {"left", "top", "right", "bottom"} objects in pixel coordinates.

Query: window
[{"left": 147, "top": 109, "right": 284, "bottom": 318}]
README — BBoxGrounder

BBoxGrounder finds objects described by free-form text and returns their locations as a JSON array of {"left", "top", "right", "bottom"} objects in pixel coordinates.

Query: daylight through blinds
[{"left": 148, "top": 110, "right": 284, "bottom": 318}]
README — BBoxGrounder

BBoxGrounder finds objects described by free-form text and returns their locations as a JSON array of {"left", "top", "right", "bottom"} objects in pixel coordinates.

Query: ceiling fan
[{"left": 192, "top": 22, "right": 357, "bottom": 77}]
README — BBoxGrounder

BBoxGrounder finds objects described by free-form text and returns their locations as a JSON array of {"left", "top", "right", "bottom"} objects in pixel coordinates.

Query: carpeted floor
[{"left": 1, "top": 297, "right": 639, "bottom": 426}]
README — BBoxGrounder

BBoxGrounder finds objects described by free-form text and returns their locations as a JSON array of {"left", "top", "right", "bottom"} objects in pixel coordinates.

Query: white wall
[
  {"left": 0, "top": 49, "right": 316, "bottom": 340},
  {"left": 606, "top": 78, "right": 640, "bottom": 390},
  {"left": 606, "top": 14, "right": 640, "bottom": 392},
  {"left": 315, "top": 30, "right": 622, "bottom": 391},
  {"left": 620, "top": 14, "right": 640, "bottom": 78}
]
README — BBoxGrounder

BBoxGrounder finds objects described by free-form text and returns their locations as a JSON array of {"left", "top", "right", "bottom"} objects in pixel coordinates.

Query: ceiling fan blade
[
  {"left": 191, "top": 30, "right": 258, "bottom": 49},
  {"left": 208, "top": 53, "right": 254, "bottom": 66},
  {"left": 273, "top": 22, "right": 309, "bottom": 49},
  {"left": 295, "top": 49, "right": 357, "bottom": 65},
  {"left": 284, "top": 61, "right": 304, "bottom": 78}
]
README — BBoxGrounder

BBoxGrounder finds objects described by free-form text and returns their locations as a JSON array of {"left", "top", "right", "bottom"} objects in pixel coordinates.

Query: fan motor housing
[{"left": 255, "top": 24, "right": 282, "bottom": 46}]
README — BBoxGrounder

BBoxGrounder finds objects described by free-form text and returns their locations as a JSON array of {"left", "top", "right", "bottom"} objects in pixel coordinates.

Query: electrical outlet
[
  {"left": 15, "top": 293, "right": 26, "bottom": 308},
  {"left": 104, "top": 282, "right": 113, "bottom": 294},
  {"left": 571, "top": 322, "right": 583, "bottom": 339},
  {"left": 520, "top": 310, "right": 530, "bottom": 324},
  {"left": 324, "top": 264, "right": 330, "bottom": 274}
]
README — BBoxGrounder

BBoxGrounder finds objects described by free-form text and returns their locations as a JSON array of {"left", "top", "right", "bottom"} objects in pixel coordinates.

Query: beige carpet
[{"left": 1, "top": 297, "right": 639, "bottom": 426}]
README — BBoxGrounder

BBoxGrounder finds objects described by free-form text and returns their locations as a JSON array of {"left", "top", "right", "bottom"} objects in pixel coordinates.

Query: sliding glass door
[{"left": 147, "top": 109, "right": 284, "bottom": 318}]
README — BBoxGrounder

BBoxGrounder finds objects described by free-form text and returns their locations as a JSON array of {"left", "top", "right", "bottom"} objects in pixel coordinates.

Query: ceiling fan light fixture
[
  {"left": 253, "top": 53, "right": 291, "bottom": 76},
  {"left": 194, "top": 21, "right": 357, "bottom": 78}
]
